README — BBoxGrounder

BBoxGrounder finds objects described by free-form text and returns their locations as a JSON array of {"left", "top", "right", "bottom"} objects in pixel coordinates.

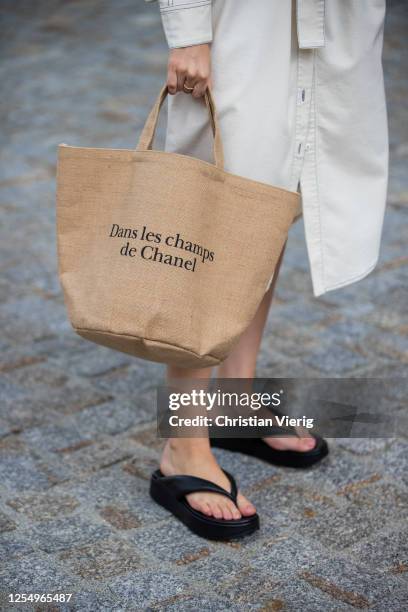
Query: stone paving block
[
  {"left": 52, "top": 345, "right": 132, "bottom": 379},
  {"left": 0, "top": 511, "right": 17, "bottom": 534},
  {"left": 22, "top": 421, "right": 95, "bottom": 454},
  {"left": 288, "top": 446, "right": 383, "bottom": 493},
  {"left": 247, "top": 475, "right": 336, "bottom": 528},
  {"left": 0, "top": 417, "right": 16, "bottom": 438},
  {"left": 335, "top": 480, "right": 408, "bottom": 524},
  {"left": 369, "top": 588, "right": 408, "bottom": 612},
  {"left": 364, "top": 291, "right": 408, "bottom": 329},
  {"left": 6, "top": 362, "right": 69, "bottom": 390},
  {"left": 370, "top": 439, "right": 408, "bottom": 488},
  {"left": 360, "top": 266, "right": 406, "bottom": 299},
  {"left": 248, "top": 534, "right": 325, "bottom": 581},
  {"left": 364, "top": 361, "right": 408, "bottom": 378},
  {"left": 178, "top": 551, "right": 250, "bottom": 585},
  {"left": 0, "top": 396, "right": 60, "bottom": 431},
  {"left": 129, "top": 423, "right": 165, "bottom": 453},
  {"left": 106, "top": 570, "right": 191, "bottom": 609},
  {"left": 248, "top": 504, "right": 303, "bottom": 541},
  {"left": 0, "top": 296, "right": 69, "bottom": 343},
  {"left": 34, "top": 379, "right": 114, "bottom": 416},
  {"left": 0, "top": 435, "right": 74, "bottom": 492},
  {"left": 292, "top": 502, "right": 382, "bottom": 551},
  {"left": 335, "top": 438, "right": 390, "bottom": 455},
  {"left": 298, "top": 556, "right": 405, "bottom": 610},
  {"left": 269, "top": 301, "right": 333, "bottom": 329},
  {"left": 247, "top": 471, "right": 398, "bottom": 551},
  {"left": 129, "top": 520, "right": 216, "bottom": 565},
  {"left": 58, "top": 536, "right": 142, "bottom": 581},
  {"left": 254, "top": 350, "right": 292, "bottom": 376},
  {"left": 2, "top": 262, "right": 59, "bottom": 302},
  {"left": 351, "top": 528, "right": 408, "bottom": 578},
  {"left": 174, "top": 547, "right": 279, "bottom": 610},
  {"left": 0, "top": 375, "right": 30, "bottom": 407},
  {"left": 0, "top": 534, "right": 34, "bottom": 562},
  {"left": 263, "top": 319, "right": 319, "bottom": 345},
  {"left": 59, "top": 437, "right": 139, "bottom": 473},
  {"left": 213, "top": 567, "right": 281, "bottom": 609},
  {"left": 0, "top": 553, "right": 77, "bottom": 591},
  {"left": 25, "top": 515, "right": 113, "bottom": 553},
  {"left": 257, "top": 578, "right": 353, "bottom": 612},
  {"left": 90, "top": 361, "right": 162, "bottom": 398},
  {"left": 0, "top": 330, "right": 11, "bottom": 352},
  {"left": 0, "top": 346, "right": 48, "bottom": 374},
  {"left": 149, "top": 594, "right": 245, "bottom": 611},
  {"left": 70, "top": 399, "right": 153, "bottom": 438},
  {"left": 256, "top": 359, "right": 319, "bottom": 378},
  {"left": 6, "top": 491, "right": 80, "bottom": 522},
  {"left": 0, "top": 153, "right": 35, "bottom": 183},
  {"left": 30, "top": 270, "right": 62, "bottom": 301},
  {"left": 61, "top": 467, "right": 169, "bottom": 525},
  {"left": 3, "top": 381, "right": 113, "bottom": 429},
  {"left": 97, "top": 504, "right": 141, "bottom": 530},
  {"left": 39, "top": 589, "right": 120, "bottom": 612},
  {"left": 0, "top": 434, "right": 27, "bottom": 455},
  {"left": 361, "top": 329, "right": 408, "bottom": 363},
  {"left": 122, "top": 453, "right": 161, "bottom": 481},
  {"left": 303, "top": 343, "right": 368, "bottom": 375},
  {"left": 175, "top": 552, "right": 288, "bottom": 609},
  {"left": 35, "top": 331, "right": 87, "bottom": 357},
  {"left": 381, "top": 377, "right": 408, "bottom": 404},
  {"left": 0, "top": 453, "right": 60, "bottom": 493},
  {"left": 319, "top": 318, "right": 379, "bottom": 347},
  {"left": 262, "top": 331, "right": 318, "bottom": 360}
]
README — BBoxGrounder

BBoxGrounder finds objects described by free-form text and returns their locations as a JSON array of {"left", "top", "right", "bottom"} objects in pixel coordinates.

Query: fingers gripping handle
[{"left": 136, "top": 84, "right": 224, "bottom": 170}]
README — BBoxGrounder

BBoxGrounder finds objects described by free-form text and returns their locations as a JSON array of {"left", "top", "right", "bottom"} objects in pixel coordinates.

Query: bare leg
[
  {"left": 160, "top": 364, "right": 256, "bottom": 519},
  {"left": 217, "top": 242, "right": 316, "bottom": 451}
]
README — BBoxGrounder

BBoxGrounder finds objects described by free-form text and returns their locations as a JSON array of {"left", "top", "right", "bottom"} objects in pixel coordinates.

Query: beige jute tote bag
[{"left": 56, "top": 85, "right": 300, "bottom": 368}]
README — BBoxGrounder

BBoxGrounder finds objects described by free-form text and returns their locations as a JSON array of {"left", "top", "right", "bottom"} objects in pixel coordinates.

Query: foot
[
  {"left": 160, "top": 439, "right": 256, "bottom": 520},
  {"left": 263, "top": 435, "right": 317, "bottom": 452}
]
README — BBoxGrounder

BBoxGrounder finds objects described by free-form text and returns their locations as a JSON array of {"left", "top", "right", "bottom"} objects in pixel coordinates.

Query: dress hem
[{"left": 313, "top": 257, "right": 379, "bottom": 297}]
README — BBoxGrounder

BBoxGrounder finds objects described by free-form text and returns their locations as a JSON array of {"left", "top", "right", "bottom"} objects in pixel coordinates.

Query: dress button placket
[{"left": 290, "top": 48, "right": 315, "bottom": 191}]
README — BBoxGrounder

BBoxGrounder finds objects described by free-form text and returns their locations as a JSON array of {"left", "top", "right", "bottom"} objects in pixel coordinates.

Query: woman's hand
[{"left": 167, "top": 44, "right": 212, "bottom": 98}]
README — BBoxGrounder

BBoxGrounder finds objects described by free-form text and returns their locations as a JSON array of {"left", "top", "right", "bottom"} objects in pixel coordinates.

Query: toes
[
  {"left": 187, "top": 494, "right": 221, "bottom": 518},
  {"left": 237, "top": 492, "right": 256, "bottom": 517},
  {"left": 188, "top": 497, "right": 208, "bottom": 515},
  {"left": 201, "top": 501, "right": 213, "bottom": 517},
  {"left": 265, "top": 435, "right": 317, "bottom": 452},
  {"left": 229, "top": 501, "right": 242, "bottom": 520},
  {"left": 222, "top": 500, "right": 241, "bottom": 521},
  {"left": 299, "top": 437, "right": 316, "bottom": 451},
  {"left": 186, "top": 494, "right": 247, "bottom": 521},
  {"left": 212, "top": 503, "right": 224, "bottom": 520},
  {"left": 221, "top": 503, "right": 233, "bottom": 520}
]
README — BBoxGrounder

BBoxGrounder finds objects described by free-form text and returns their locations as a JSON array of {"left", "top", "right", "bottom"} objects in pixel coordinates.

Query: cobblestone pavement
[{"left": 0, "top": 1, "right": 407, "bottom": 610}]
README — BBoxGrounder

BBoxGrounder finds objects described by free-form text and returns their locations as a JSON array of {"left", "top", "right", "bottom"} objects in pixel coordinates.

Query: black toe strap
[
  {"left": 222, "top": 469, "right": 238, "bottom": 501},
  {"left": 156, "top": 470, "right": 238, "bottom": 504}
]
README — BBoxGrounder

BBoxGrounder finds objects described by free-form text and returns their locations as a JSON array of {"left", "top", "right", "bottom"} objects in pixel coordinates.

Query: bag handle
[{"left": 136, "top": 84, "right": 224, "bottom": 170}]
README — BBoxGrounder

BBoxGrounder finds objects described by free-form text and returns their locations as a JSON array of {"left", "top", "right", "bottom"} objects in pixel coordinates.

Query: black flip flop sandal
[
  {"left": 150, "top": 468, "right": 260, "bottom": 540},
  {"left": 211, "top": 433, "right": 329, "bottom": 469}
]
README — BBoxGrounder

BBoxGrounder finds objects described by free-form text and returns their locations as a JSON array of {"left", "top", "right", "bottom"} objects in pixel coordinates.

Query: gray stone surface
[{"left": 0, "top": 0, "right": 407, "bottom": 610}]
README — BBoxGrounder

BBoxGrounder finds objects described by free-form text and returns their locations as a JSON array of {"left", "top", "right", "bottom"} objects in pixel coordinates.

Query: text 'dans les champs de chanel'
[{"left": 108, "top": 223, "right": 214, "bottom": 272}]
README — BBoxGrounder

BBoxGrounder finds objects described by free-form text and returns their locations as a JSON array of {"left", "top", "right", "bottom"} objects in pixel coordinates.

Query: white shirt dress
[{"left": 146, "top": 0, "right": 389, "bottom": 297}]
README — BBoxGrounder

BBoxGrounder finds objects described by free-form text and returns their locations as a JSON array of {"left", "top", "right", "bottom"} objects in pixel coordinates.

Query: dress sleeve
[{"left": 149, "top": 0, "right": 213, "bottom": 49}]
